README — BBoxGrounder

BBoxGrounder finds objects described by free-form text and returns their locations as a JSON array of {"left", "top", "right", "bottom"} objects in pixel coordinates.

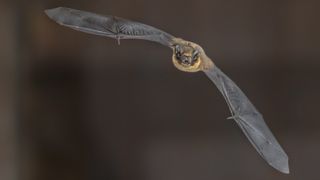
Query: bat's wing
[
  {"left": 45, "top": 7, "right": 175, "bottom": 47},
  {"left": 203, "top": 65, "right": 289, "bottom": 174}
]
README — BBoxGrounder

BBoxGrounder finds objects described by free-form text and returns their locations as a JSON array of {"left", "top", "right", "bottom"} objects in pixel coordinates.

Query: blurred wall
[
  {"left": 1, "top": 0, "right": 320, "bottom": 180},
  {"left": 0, "top": 1, "right": 18, "bottom": 180}
]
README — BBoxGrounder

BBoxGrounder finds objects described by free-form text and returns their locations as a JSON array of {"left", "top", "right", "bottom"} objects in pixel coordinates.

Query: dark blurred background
[{"left": 1, "top": 0, "right": 320, "bottom": 180}]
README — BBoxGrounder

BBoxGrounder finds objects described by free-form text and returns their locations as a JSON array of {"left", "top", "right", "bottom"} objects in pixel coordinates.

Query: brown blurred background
[{"left": 1, "top": 0, "right": 320, "bottom": 180}]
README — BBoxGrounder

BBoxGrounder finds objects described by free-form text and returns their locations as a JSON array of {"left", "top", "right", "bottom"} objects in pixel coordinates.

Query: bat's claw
[
  {"left": 227, "top": 113, "right": 240, "bottom": 120},
  {"left": 116, "top": 36, "right": 121, "bottom": 45}
]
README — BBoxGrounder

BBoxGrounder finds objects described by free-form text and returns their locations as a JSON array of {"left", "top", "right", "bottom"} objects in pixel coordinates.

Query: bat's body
[{"left": 45, "top": 7, "right": 289, "bottom": 174}]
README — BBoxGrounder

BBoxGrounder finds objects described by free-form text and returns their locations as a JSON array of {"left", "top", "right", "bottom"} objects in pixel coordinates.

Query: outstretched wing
[
  {"left": 203, "top": 65, "right": 289, "bottom": 174},
  {"left": 45, "top": 7, "right": 175, "bottom": 47}
]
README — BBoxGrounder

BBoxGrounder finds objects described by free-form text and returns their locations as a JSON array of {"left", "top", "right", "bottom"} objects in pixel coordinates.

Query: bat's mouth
[{"left": 175, "top": 55, "right": 198, "bottom": 66}]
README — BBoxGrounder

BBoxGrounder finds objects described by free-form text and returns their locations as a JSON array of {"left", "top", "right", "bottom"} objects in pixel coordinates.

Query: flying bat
[{"left": 45, "top": 7, "right": 289, "bottom": 174}]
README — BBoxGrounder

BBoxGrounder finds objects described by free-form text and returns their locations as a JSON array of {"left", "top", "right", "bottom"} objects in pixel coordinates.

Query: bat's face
[{"left": 172, "top": 44, "right": 202, "bottom": 72}]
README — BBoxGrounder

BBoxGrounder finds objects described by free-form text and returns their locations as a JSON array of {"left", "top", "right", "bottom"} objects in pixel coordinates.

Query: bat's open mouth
[{"left": 172, "top": 53, "right": 202, "bottom": 72}]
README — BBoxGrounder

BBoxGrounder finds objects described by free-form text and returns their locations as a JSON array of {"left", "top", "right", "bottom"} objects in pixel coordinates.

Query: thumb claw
[{"left": 116, "top": 36, "right": 121, "bottom": 45}]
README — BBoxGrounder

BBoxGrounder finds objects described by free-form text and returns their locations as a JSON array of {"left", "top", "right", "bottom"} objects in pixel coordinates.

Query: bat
[{"left": 45, "top": 7, "right": 289, "bottom": 174}]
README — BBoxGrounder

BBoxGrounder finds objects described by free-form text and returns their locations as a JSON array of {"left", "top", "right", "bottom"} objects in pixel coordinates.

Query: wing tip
[
  {"left": 269, "top": 155, "right": 290, "bottom": 174},
  {"left": 44, "top": 7, "right": 69, "bottom": 21},
  {"left": 44, "top": 7, "right": 60, "bottom": 20}
]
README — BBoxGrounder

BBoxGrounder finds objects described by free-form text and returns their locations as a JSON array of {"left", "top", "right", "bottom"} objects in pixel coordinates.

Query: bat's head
[{"left": 172, "top": 41, "right": 203, "bottom": 72}]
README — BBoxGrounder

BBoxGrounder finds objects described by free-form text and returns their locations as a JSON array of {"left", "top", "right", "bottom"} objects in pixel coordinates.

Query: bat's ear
[
  {"left": 171, "top": 44, "right": 178, "bottom": 48},
  {"left": 173, "top": 44, "right": 182, "bottom": 54}
]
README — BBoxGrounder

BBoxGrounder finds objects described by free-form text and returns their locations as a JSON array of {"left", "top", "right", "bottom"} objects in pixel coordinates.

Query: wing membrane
[
  {"left": 45, "top": 7, "right": 175, "bottom": 47},
  {"left": 204, "top": 65, "right": 289, "bottom": 174}
]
